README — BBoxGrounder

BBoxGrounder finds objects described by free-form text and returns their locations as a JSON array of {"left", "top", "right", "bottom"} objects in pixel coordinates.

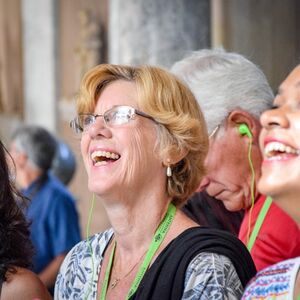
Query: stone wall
[{"left": 109, "top": 0, "right": 210, "bottom": 67}]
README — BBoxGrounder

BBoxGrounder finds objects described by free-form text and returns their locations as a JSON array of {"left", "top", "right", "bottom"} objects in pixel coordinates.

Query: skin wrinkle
[
  {"left": 205, "top": 127, "right": 253, "bottom": 211},
  {"left": 122, "top": 125, "right": 150, "bottom": 189},
  {"left": 116, "top": 124, "right": 162, "bottom": 209}
]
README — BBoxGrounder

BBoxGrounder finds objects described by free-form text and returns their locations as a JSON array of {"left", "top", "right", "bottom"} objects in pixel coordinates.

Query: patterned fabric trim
[{"left": 242, "top": 257, "right": 300, "bottom": 300}]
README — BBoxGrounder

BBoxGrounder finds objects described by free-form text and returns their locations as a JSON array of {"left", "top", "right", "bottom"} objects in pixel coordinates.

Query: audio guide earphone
[
  {"left": 85, "top": 194, "right": 96, "bottom": 299},
  {"left": 238, "top": 123, "right": 256, "bottom": 250},
  {"left": 238, "top": 123, "right": 273, "bottom": 252},
  {"left": 238, "top": 123, "right": 253, "bottom": 138}
]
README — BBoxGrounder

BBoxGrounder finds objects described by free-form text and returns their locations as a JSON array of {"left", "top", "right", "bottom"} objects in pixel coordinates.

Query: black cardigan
[{"left": 131, "top": 226, "right": 256, "bottom": 300}]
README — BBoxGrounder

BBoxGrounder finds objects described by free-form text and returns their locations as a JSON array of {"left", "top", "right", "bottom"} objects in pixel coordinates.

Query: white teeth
[
  {"left": 264, "top": 142, "right": 300, "bottom": 158},
  {"left": 94, "top": 161, "right": 108, "bottom": 167},
  {"left": 91, "top": 150, "right": 120, "bottom": 162}
]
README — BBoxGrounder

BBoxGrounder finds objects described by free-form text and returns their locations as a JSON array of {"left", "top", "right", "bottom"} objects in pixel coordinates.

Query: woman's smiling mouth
[
  {"left": 264, "top": 141, "right": 300, "bottom": 161},
  {"left": 91, "top": 150, "right": 120, "bottom": 166}
]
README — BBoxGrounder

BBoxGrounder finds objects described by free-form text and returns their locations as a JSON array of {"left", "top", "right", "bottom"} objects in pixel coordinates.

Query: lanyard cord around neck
[
  {"left": 247, "top": 196, "right": 272, "bottom": 252},
  {"left": 99, "top": 202, "right": 176, "bottom": 300}
]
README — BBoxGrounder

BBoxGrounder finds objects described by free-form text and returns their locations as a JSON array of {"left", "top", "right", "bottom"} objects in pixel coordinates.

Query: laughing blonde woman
[{"left": 55, "top": 64, "right": 256, "bottom": 300}]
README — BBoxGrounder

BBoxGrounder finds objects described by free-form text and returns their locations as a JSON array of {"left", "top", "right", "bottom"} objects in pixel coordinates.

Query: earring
[{"left": 167, "top": 165, "right": 172, "bottom": 177}]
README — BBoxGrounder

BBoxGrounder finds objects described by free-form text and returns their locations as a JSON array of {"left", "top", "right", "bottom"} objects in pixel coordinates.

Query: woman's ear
[
  {"left": 164, "top": 147, "right": 188, "bottom": 166},
  {"left": 227, "top": 110, "right": 261, "bottom": 143}
]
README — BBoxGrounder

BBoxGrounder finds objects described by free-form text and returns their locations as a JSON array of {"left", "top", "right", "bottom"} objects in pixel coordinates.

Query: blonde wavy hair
[{"left": 76, "top": 64, "right": 208, "bottom": 206}]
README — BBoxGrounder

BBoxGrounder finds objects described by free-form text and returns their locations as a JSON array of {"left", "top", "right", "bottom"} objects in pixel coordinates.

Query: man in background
[
  {"left": 10, "top": 125, "right": 81, "bottom": 293},
  {"left": 172, "top": 48, "right": 300, "bottom": 271}
]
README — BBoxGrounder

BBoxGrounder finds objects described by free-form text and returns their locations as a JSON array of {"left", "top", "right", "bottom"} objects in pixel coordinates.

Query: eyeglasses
[
  {"left": 70, "top": 105, "right": 157, "bottom": 134},
  {"left": 209, "top": 124, "right": 220, "bottom": 139}
]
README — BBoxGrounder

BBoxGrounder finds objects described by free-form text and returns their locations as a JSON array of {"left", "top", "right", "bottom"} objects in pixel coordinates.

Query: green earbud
[{"left": 238, "top": 124, "right": 252, "bottom": 138}]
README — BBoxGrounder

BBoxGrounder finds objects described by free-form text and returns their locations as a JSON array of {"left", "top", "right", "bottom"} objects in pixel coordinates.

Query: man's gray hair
[
  {"left": 12, "top": 125, "right": 57, "bottom": 172},
  {"left": 171, "top": 48, "right": 274, "bottom": 134}
]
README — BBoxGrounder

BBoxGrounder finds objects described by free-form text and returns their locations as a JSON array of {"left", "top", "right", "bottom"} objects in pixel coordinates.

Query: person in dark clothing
[
  {"left": 0, "top": 139, "right": 50, "bottom": 299},
  {"left": 182, "top": 191, "right": 243, "bottom": 235},
  {"left": 10, "top": 125, "right": 81, "bottom": 294}
]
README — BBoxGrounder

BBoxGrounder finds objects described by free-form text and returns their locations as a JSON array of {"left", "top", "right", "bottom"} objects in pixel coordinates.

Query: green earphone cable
[
  {"left": 246, "top": 138, "right": 256, "bottom": 245},
  {"left": 84, "top": 193, "right": 96, "bottom": 300}
]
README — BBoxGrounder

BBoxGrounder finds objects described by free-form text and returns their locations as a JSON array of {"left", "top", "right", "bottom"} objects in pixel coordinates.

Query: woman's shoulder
[
  {"left": 64, "top": 228, "right": 113, "bottom": 261},
  {"left": 186, "top": 251, "right": 239, "bottom": 280},
  {"left": 184, "top": 252, "right": 243, "bottom": 299},
  {"left": 55, "top": 228, "right": 114, "bottom": 299},
  {"left": 176, "top": 226, "right": 256, "bottom": 286},
  {"left": 2, "top": 268, "right": 51, "bottom": 300},
  {"left": 187, "top": 251, "right": 239, "bottom": 274}
]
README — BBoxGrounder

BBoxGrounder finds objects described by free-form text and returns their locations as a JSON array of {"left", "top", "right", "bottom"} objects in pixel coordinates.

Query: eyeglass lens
[{"left": 73, "top": 106, "right": 135, "bottom": 132}]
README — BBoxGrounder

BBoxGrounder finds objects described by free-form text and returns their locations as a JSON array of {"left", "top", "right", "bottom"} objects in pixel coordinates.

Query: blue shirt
[{"left": 23, "top": 173, "right": 81, "bottom": 273}]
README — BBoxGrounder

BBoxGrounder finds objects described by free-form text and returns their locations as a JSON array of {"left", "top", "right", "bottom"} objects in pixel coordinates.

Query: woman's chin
[
  {"left": 257, "top": 172, "right": 280, "bottom": 197},
  {"left": 88, "top": 181, "right": 107, "bottom": 196}
]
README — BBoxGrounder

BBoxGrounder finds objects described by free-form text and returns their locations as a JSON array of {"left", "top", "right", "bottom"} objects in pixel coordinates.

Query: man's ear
[
  {"left": 15, "top": 151, "right": 28, "bottom": 168},
  {"left": 227, "top": 110, "right": 261, "bottom": 143}
]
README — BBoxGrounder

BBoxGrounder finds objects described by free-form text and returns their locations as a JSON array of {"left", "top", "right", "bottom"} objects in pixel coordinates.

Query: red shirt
[{"left": 239, "top": 194, "right": 300, "bottom": 271}]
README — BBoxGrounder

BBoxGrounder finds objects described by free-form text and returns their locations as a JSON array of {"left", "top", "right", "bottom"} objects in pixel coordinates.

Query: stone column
[
  {"left": 109, "top": 0, "right": 210, "bottom": 68},
  {"left": 21, "top": 0, "right": 58, "bottom": 132}
]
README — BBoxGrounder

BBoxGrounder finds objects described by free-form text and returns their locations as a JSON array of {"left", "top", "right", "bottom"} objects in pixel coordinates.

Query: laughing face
[
  {"left": 259, "top": 64, "right": 300, "bottom": 224},
  {"left": 80, "top": 80, "right": 164, "bottom": 201}
]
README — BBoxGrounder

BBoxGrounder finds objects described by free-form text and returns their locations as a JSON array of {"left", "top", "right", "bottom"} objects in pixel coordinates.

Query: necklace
[
  {"left": 99, "top": 202, "right": 176, "bottom": 300},
  {"left": 110, "top": 245, "right": 147, "bottom": 289}
]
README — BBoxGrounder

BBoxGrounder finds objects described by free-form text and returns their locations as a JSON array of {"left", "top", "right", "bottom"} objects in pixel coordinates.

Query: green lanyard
[
  {"left": 99, "top": 202, "right": 176, "bottom": 300},
  {"left": 247, "top": 196, "right": 272, "bottom": 252}
]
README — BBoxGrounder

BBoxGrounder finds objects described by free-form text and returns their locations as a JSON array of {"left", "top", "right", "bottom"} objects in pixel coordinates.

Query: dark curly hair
[{"left": 0, "top": 140, "right": 33, "bottom": 282}]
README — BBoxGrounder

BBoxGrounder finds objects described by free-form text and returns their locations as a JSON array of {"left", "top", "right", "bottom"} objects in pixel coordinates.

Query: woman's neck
[
  {"left": 272, "top": 194, "right": 300, "bottom": 225},
  {"left": 105, "top": 195, "right": 170, "bottom": 255}
]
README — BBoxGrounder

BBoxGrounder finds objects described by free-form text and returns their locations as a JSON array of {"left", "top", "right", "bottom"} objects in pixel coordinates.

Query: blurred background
[{"left": 0, "top": 0, "right": 299, "bottom": 236}]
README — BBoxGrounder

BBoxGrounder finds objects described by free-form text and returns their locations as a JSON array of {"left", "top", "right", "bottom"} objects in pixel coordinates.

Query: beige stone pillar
[
  {"left": 21, "top": 0, "right": 58, "bottom": 132},
  {"left": 109, "top": 0, "right": 210, "bottom": 68}
]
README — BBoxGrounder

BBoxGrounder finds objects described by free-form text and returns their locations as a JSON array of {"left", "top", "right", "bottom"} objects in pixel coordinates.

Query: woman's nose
[
  {"left": 260, "top": 107, "right": 289, "bottom": 130},
  {"left": 88, "top": 118, "right": 112, "bottom": 139}
]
